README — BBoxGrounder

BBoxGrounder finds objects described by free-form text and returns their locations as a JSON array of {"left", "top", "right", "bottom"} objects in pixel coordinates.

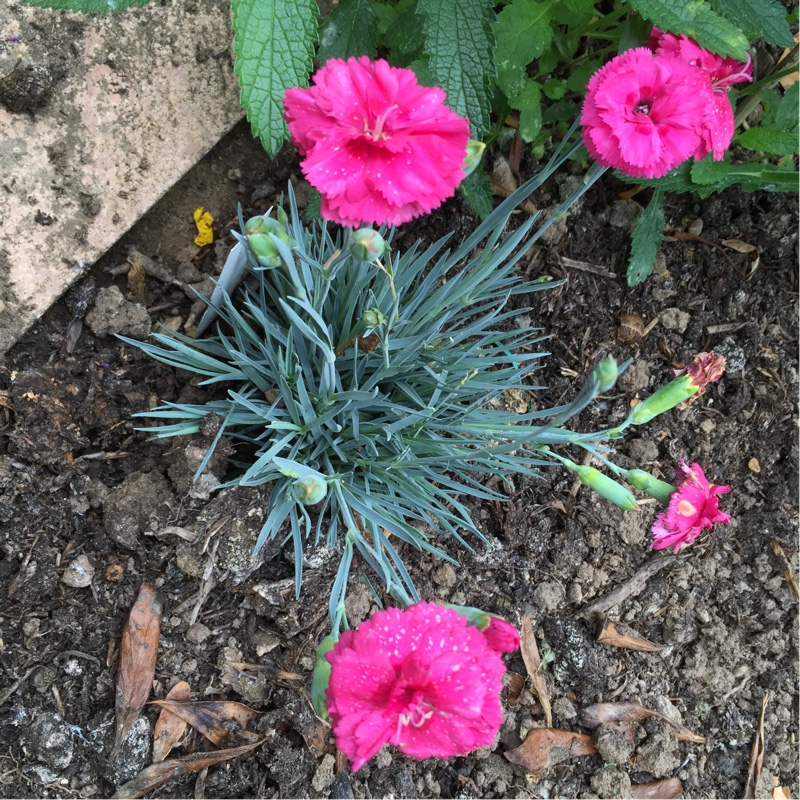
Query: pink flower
[
  {"left": 480, "top": 617, "right": 520, "bottom": 654},
  {"left": 674, "top": 351, "right": 726, "bottom": 408},
  {"left": 284, "top": 57, "right": 471, "bottom": 227},
  {"left": 651, "top": 29, "right": 752, "bottom": 160},
  {"left": 652, "top": 461, "right": 731, "bottom": 552},
  {"left": 581, "top": 48, "right": 713, "bottom": 178},
  {"left": 326, "top": 602, "right": 508, "bottom": 771}
]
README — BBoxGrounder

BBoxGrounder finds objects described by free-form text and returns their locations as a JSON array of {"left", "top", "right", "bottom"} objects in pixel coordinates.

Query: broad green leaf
[
  {"left": 232, "top": 0, "right": 318, "bottom": 157},
  {"left": 417, "top": 0, "right": 497, "bottom": 137},
  {"left": 511, "top": 80, "right": 542, "bottom": 142},
  {"left": 691, "top": 154, "right": 734, "bottom": 184},
  {"left": 565, "top": 58, "right": 602, "bottom": 93},
  {"left": 618, "top": 161, "right": 696, "bottom": 192},
  {"left": 317, "top": 0, "right": 379, "bottom": 63},
  {"left": 558, "top": 0, "right": 595, "bottom": 12},
  {"left": 542, "top": 77, "right": 567, "bottom": 100},
  {"left": 627, "top": 189, "right": 664, "bottom": 286},
  {"left": 383, "top": 1, "right": 424, "bottom": 58},
  {"left": 618, "top": 10, "right": 655, "bottom": 51},
  {"left": 775, "top": 83, "right": 800, "bottom": 135},
  {"left": 372, "top": 1, "right": 399, "bottom": 36},
  {"left": 459, "top": 168, "right": 494, "bottom": 219},
  {"left": 628, "top": 0, "right": 749, "bottom": 59},
  {"left": 713, "top": 0, "right": 793, "bottom": 47},
  {"left": 735, "top": 127, "right": 799, "bottom": 156},
  {"left": 494, "top": 0, "right": 554, "bottom": 100},
  {"left": 20, "top": 0, "right": 148, "bottom": 8}
]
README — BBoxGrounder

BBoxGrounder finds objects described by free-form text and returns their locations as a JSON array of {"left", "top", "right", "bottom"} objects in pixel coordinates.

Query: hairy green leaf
[
  {"left": 417, "top": 0, "right": 496, "bottom": 136},
  {"left": 383, "top": 1, "right": 424, "bottom": 58},
  {"left": 627, "top": 189, "right": 664, "bottom": 286},
  {"left": 232, "top": 0, "right": 318, "bottom": 156},
  {"left": 19, "top": 0, "right": 148, "bottom": 9},
  {"left": 494, "top": 0, "right": 553, "bottom": 100},
  {"left": 713, "top": 0, "right": 793, "bottom": 46},
  {"left": 735, "top": 127, "right": 799, "bottom": 156},
  {"left": 459, "top": 168, "right": 494, "bottom": 219},
  {"left": 542, "top": 77, "right": 567, "bottom": 100},
  {"left": 513, "top": 80, "right": 542, "bottom": 142},
  {"left": 317, "top": 0, "right": 379, "bottom": 63},
  {"left": 628, "top": 0, "right": 749, "bottom": 59},
  {"left": 775, "top": 83, "right": 800, "bottom": 135}
]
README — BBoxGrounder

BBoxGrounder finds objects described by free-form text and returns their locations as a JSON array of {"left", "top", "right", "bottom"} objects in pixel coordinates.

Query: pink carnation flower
[
  {"left": 652, "top": 461, "right": 731, "bottom": 552},
  {"left": 326, "top": 602, "right": 508, "bottom": 771},
  {"left": 581, "top": 48, "right": 712, "bottom": 178},
  {"left": 284, "top": 57, "right": 470, "bottom": 227},
  {"left": 481, "top": 616, "right": 520, "bottom": 654},
  {"left": 652, "top": 29, "right": 752, "bottom": 160}
]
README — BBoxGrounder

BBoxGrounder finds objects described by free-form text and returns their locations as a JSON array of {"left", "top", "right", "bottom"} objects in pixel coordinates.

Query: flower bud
[
  {"left": 462, "top": 140, "right": 486, "bottom": 178},
  {"left": 311, "top": 635, "right": 336, "bottom": 720},
  {"left": 293, "top": 475, "right": 328, "bottom": 505},
  {"left": 573, "top": 464, "right": 639, "bottom": 511},
  {"left": 627, "top": 375, "right": 698, "bottom": 425},
  {"left": 245, "top": 215, "right": 292, "bottom": 267},
  {"left": 351, "top": 228, "right": 386, "bottom": 262},
  {"left": 627, "top": 469, "right": 675, "bottom": 505},
  {"left": 594, "top": 356, "right": 619, "bottom": 393},
  {"left": 361, "top": 308, "right": 386, "bottom": 328}
]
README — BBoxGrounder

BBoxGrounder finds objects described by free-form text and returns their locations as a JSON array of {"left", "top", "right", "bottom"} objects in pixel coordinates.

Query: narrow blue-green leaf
[
  {"left": 628, "top": 0, "right": 749, "bottom": 59},
  {"left": 20, "top": 0, "right": 148, "bottom": 9},
  {"left": 317, "top": 0, "right": 379, "bottom": 63},
  {"left": 627, "top": 189, "right": 664, "bottom": 287},
  {"left": 713, "top": 0, "right": 793, "bottom": 47},
  {"left": 232, "top": 0, "right": 318, "bottom": 156},
  {"left": 417, "top": 0, "right": 496, "bottom": 137}
]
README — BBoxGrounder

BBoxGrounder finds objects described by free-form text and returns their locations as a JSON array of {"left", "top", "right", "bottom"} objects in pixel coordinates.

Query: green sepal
[
  {"left": 626, "top": 469, "right": 675, "bottom": 505},
  {"left": 627, "top": 375, "right": 697, "bottom": 425},
  {"left": 311, "top": 635, "right": 337, "bottom": 720},
  {"left": 572, "top": 464, "right": 640, "bottom": 511}
]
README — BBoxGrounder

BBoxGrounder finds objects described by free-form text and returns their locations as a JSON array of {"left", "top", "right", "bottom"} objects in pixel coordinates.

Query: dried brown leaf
[
  {"left": 580, "top": 702, "right": 706, "bottom": 744},
  {"left": 505, "top": 728, "right": 596, "bottom": 776},
  {"left": 772, "top": 778, "right": 791, "bottom": 800},
  {"left": 150, "top": 699, "right": 259, "bottom": 747},
  {"left": 152, "top": 681, "right": 191, "bottom": 763},
  {"left": 112, "top": 739, "right": 268, "bottom": 799},
  {"left": 596, "top": 618, "right": 665, "bottom": 652},
  {"left": 722, "top": 238, "right": 758, "bottom": 253},
  {"left": 632, "top": 778, "right": 683, "bottom": 798},
  {"left": 503, "top": 672, "right": 525, "bottom": 707},
  {"left": 744, "top": 692, "right": 770, "bottom": 799},
  {"left": 520, "top": 615, "right": 552, "bottom": 726},
  {"left": 490, "top": 156, "right": 536, "bottom": 214},
  {"left": 113, "top": 583, "right": 162, "bottom": 758}
]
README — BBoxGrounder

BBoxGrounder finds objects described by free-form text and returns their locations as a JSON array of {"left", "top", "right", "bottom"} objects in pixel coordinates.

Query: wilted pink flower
[
  {"left": 674, "top": 351, "right": 726, "bottom": 408},
  {"left": 326, "top": 602, "right": 509, "bottom": 771},
  {"left": 284, "top": 57, "right": 470, "bottom": 227},
  {"left": 652, "top": 461, "right": 731, "bottom": 552},
  {"left": 581, "top": 48, "right": 712, "bottom": 178},
  {"left": 480, "top": 616, "right": 520, "bottom": 654},
  {"left": 651, "top": 29, "right": 752, "bottom": 160}
]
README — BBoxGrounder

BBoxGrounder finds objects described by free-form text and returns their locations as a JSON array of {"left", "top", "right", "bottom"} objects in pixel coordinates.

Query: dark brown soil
[{"left": 0, "top": 120, "right": 797, "bottom": 799}]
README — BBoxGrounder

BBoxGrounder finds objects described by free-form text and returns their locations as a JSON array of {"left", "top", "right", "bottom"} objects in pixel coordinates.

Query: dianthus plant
[{"left": 125, "top": 139, "right": 611, "bottom": 622}]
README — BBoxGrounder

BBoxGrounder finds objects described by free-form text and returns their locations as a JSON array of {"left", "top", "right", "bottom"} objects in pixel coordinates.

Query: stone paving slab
[{"left": 0, "top": 0, "right": 245, "bottom": 356}]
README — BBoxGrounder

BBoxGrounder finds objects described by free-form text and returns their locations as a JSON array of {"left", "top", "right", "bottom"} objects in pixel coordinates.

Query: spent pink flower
[
  {"left": 652, "top": 28, "right": 753, "bottom": 160},
  {"left": 652, "top": 461, "right": 731, "bottom": 552},
  {"left": 581, "top": 48, "right": 713, "bottom": 178},
  {"left": 674, "top": 350, "right": 726, "bottom": 408},
  {"left": 284, "top": 57, "right": 470, "bottom": 227},
  {"left": 326, "top": 602, "right": 509, "bottom": 771}
]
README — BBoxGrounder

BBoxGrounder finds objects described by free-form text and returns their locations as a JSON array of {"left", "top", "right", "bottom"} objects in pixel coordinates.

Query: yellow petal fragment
[{"left": 193, "top": 207, "right": 214, "bottom": 247}]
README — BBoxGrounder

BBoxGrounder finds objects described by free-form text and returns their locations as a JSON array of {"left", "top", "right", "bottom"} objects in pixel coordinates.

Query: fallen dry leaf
[
  {"left": 150, "top": 699, "right": 260, "bottom": 747},
  {"left": 580, "top": 702, "right": 706, "bottom": 743},
  {"left": 505, "top": 728, "right": 596, "bottom": 776},
  {"left": 596, "top": 618, "right": 665, "bottom": 652},
  {"left": 632, "top": 777, "right": 683, "bottom": 798},
  {"left": 152, "top": 681, "right": 191, "bottom": 763},
  {"left": 722, "top": 238, "right": 758, "bottom": 254},
  {"left": 520, "top": 615, "right": 552, "bottom": 726},
  {"left": 773, "top": 776, "right": 791, "bottom": 799},
  {"left": 113, "top": 583, "right": 162, "bottom": 758},
  {"left": 503, "top": 672, "right": 525, "bottom": 706},
  {"left": 744, "top": 692, "right": 770, "bottom": 799},
  {"left": 112, "top": 739, "right": 268, "bottom": 799},
  {"left": 490, "top": 156, "right": 536, "bottom": 214}
]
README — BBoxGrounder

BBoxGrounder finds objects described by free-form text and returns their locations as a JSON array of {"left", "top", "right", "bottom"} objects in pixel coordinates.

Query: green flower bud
[
  {"left": 573, "top": 464, "right": 639, "bottom": 511},
  {"left": 626, "top": 469, "right": 676, "bottom": 505},
  {"left": 594, "top": 356, "right": 619, "bottom": 393},
  {"left": 462, "top": 140, "right": 486, "bottom": 178},
  {"left": 311, "top": 635, "right": 336, "bottom": 720},
  {"left": 351, "top": 228, "right": 386, "bottom": 262},
  {"left": 627, "top": 375, "right": 698, "bottom": 425},
  {"left": 293, "top": 475, "right": 328, "bottom": 505},
  {"left": 245, "top": 215, "right": 292, "bottom": 267},
  {"left": 361, "top": 308, "right": 387, "bottom": 328}
]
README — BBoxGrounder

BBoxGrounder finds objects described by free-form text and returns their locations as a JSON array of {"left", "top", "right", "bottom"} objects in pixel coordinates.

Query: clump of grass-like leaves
[{"left": 125, "top": 146, "right": 610, "bottom": 620}]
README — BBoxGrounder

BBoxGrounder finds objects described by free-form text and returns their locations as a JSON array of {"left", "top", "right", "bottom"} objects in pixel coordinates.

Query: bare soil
[{"left": 0, "top": 120, "right": 797, "bottom": 799}]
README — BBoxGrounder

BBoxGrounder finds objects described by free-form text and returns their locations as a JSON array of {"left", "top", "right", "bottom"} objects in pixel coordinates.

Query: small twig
[{"left": 579, "top": 553, "right": 676, "bottom": 618}]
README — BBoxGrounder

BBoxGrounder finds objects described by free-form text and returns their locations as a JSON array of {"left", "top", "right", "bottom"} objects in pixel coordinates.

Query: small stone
[
  {"left": 533, "top": 581, "right": 565, "bottom": 611},
  {"left": 312, "top": 754, "right": 336, "bottom": 793},
  {"left": 714, "top": 336, "right": 746, "bottom": 373},
  {"left": 433, "top": 563, "right": 457, "bottom": 589},
  {"left": 660, "top": 307, "right": 690, "bottom": 333},
  {"left": 608, "top": 200, "right": 643, "bottom": 231},
  {"left": 186, "top": 623, "right": 211, "bottom": 644},
  {"left": 61, "top": 555, "right": 95, "bottom": 588},
  {"left": 552, "top": 696, "right": 578, "bottom": 720},
  {"left": 86, "top": 286, "right": 151, "bottom": 339},
  {"left": 590, "top": 766, "right": 633, "bottom": 798},
  {"left": 595, "top": 723, "right": 636, "bottom": 764}
]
